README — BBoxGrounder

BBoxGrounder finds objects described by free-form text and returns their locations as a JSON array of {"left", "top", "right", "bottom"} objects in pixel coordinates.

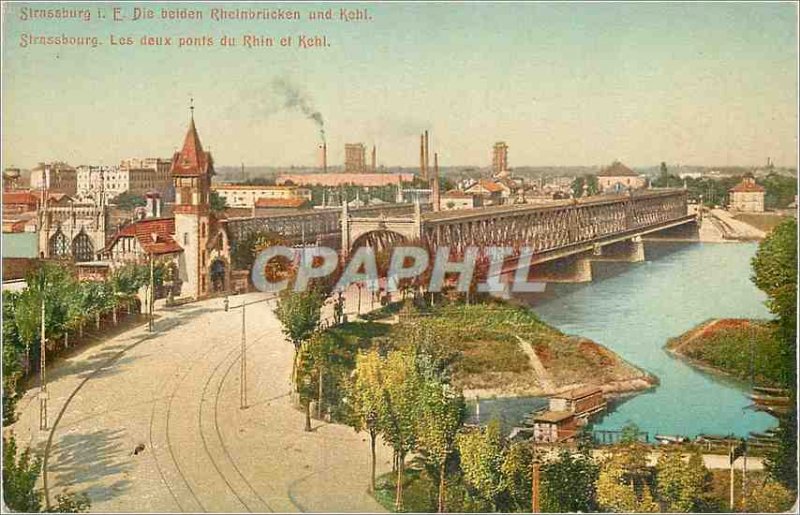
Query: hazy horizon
[{"left": 3, "top": 2, "right": 798, "bottom": 170}]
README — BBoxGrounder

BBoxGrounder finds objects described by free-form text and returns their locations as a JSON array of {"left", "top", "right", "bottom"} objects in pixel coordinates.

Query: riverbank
[
  {"left": 665, "top": 318, "right": 784, "bottom": 388},
  {"left": 360, "top": 299, "right": 656, "bottom": 399}
]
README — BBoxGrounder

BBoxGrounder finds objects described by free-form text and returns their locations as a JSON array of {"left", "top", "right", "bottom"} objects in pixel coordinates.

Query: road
[{"left": 11, "top": 292, "right": 392, "bottom": 512}]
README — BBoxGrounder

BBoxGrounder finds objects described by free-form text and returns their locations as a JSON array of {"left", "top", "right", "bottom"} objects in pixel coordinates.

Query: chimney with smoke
[{"left": 319, "top": 143, "right": 328, "bottom": 173}]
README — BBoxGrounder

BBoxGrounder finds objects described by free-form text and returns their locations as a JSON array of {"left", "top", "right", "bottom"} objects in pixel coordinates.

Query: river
[{"left": 512, "top": 241, "right": 777, "bottom": 439}]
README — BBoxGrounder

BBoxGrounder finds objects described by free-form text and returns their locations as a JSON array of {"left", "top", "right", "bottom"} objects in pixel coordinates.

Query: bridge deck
[{"left": 422, "top": 189, "right": 686, "bottom": 223}]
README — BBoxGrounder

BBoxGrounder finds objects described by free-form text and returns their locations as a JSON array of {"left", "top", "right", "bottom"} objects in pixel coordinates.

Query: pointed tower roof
[{"left": 171, "top": 109, "right": 214, "bottom": 177}]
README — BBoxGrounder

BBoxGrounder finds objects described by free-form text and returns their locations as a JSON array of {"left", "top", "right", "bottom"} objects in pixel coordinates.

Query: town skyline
[{"left": 3, "top": 2, "right": 798, "bottom": 169}]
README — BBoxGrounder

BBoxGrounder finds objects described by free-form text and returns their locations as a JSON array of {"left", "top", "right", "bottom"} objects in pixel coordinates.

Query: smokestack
[
  {"left": 424, "top": 130, "right": 430, "bottom": 181},
  {"left": 420, "top": 133, "right": 425, "bottom": 180},
  {"left": 432, "top": 153, "right": 441, "bottom": 212},
  {"left": 371, "top": 145, "right": 376, "bottom": 172},
  {"left": 320, "top": 143, "right": 328, "bottom": 173}
]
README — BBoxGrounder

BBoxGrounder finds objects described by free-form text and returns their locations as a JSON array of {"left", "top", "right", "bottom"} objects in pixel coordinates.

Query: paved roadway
[{"left": 11, "top": 292, "right": 392, "bottom": 512}]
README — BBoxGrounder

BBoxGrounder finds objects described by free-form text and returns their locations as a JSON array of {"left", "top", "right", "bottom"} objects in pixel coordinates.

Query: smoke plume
[{"left": 272, "top": 78, "right": 326, "bottom": 143}]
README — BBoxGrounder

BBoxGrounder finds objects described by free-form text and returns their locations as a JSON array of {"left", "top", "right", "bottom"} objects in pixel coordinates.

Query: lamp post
[
  {"left": 148, "top": 252, "right": 155, "bottom": 332},
  {"left": 240, "top": 300, "right": 247, "bottom": 409},
  {"left": 39, "top": 284, "right": 48, "bottom": 431}
]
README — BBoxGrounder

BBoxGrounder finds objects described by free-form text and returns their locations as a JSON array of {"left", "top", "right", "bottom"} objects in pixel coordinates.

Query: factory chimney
[
  {"left": 319, "top": 143, "right": 328, "bottom": 173},
  {"left": 432, "top": 153, "right": 441, "bottom": 212},
  {"left": 371, "top": 145, "right": 376, "bottom": 172},
  {"left": 419, "top": 133, "right": 426, "bottom": 180},
  {"left": 424, "top": 130, "right": 430, "bottom": 181}
]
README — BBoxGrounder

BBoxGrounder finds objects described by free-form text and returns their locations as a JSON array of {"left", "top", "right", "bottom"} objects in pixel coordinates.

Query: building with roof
[
  {"left": 276, "top": 173, "right": 414, "bottom": 188},
  {"left": 464, "top": 179, "right": 505, "bottom": 205},
  {"left": 549, "top": 386, "right": 606, "bottom": 420},
  {"left": 530, "top": 410, "right": 578, "bottom": 443},
  {"left": 344, "top": 143, "right": 367, "bottom": 173},
  {"left": 212, "top": 184, "right": 311, "bottom": 208},
  {"left": 101, "top": 107, "right": 233, "bottom": 299},
  {"left": 29, "top": 162, "right": 77, "bottom": 195},
  {"left": 441, "top": 190, "right": 482, "bottom": 211},
  {"left": 728, "top": 174, "right": 765, "bottom": 212},
  {"left": 597, "top": 161, "right": 646, "bottom": 193},
  {"left": 76, "top": 159, "right": 173, "bottom": 206}
]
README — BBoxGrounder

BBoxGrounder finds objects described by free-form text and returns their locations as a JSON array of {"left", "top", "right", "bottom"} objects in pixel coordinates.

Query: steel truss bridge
[{"left": 342, "top": 189, "right": 697, "bottom": 271}]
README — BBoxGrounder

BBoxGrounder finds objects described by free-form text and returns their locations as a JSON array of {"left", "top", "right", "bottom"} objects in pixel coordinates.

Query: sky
[{"left": 2, "top": 1, "right": 798, "bottom": 169}]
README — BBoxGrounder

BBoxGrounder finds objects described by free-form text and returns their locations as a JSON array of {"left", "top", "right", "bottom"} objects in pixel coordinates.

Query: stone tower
[{"left": 171, "top": 106, "right": 214, "bottom": 299}]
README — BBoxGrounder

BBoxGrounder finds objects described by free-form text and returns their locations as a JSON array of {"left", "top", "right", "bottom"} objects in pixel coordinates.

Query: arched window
[
  {"left": 49, "top": 228, "right": 69, "bottom": 258},
  {"left": 72, "top": 229, "right": 94, "bottom": 262}
]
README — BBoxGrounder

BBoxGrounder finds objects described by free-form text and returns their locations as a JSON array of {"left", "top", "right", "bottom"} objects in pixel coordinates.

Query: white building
[
  {"left": 76, "top": 158, "right": 173, "bottom": 205},
  {"left": 29, "top": 162, "right": 77, "bottom": 195},
  {"left": 597, "top": 161, "right": 646, "bottom": 193},
  {"left": 211, "top": 184, "right": 312, "bottom": 208},
  {"left": 728, "top": 175, "right": 766, "bottom": 212}
]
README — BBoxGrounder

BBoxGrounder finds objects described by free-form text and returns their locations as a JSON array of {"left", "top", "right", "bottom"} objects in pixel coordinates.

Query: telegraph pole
[
  {"left": 531, "top": 435, "right": 540, "bottom": 513},
  {"left": 240, "top": 300, "right": 247, "bottom": 409},
  {"left": 39, "top": 286, "right": 48, "bottom": 431},
  {"left": 148, "top": 253, "right": 155, "bottom": 332}
]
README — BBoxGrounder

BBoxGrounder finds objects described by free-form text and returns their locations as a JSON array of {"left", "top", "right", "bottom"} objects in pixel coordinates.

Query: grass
[
  {"left": 733, "top": 213, "right": 791, "bottom": 233},
  {"left": 668, "top": 319, "right": 785, "bottom": 387}
]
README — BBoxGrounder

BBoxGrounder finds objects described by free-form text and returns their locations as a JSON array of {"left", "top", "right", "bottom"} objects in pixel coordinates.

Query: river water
[{"left": 512, "top": 241, "right": 777, "bottom": 439}]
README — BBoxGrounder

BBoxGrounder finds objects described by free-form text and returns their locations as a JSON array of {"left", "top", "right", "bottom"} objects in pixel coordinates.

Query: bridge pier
[
  {"left": 591, "top": 236, "right": 645, "bottom": 263},
  {"left": 528, "top": 253, "right": 593, "bottom": 283}
]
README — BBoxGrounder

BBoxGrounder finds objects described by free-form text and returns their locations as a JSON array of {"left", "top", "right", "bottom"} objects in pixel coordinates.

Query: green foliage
[
  {"left": 456, "top": 421, "right": 506, "bottom": 509},
  {"left": 231, "top": 230, "right": 286, "bottom": 270},
  {"left": 655, "top": 448, "right": 709, "bottom": 512},
  {"left": 2, "top": 433, "right": 43, "bottom": 512},
  {"left": 273, "top": 289, "right": 324, "bottom": 352},
  {"left": 652, "top": 163, "right": 684, "bottom": 188},
  {"left": 571, "top": 174, "right": 599, "bottom": 197},
  {"left": 209, "top": 190, "right": 228, "bottom": 213},
  {"left": 540, "top": 449, "right": 599, "bottom": 513},
  {"left": 498, "top": 441, "right": 533, "bottom": 511},
  {"left": 760, "top": 172, "right": 798, "bottom": 210},
  {"left": 677, "top": 321, "right": 786, "bottom": 387},
  {"left": 764, "top": 407, "right": 798, "bottom": 492},
  {"left": 752, "top": 218, "right": 797, "bottom": 388},
  {"left": 745, "top": 478, "right": 797, "bottom": 513},
  {"left": 110, "top": 191, "right": 146, "bottom": 210}
]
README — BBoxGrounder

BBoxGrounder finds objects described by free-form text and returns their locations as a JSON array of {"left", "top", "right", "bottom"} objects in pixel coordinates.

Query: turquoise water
[{"left": 518, "top": 242, "right": 777, "bottom": 439}]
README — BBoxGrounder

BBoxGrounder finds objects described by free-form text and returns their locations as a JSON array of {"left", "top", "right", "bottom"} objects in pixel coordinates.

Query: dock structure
[{"left": 516, "top": 385, "right": 609, "bottom": 444}]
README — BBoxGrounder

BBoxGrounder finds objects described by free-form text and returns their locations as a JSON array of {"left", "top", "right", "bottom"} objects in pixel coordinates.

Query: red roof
[
  {"left": 598, "top": 161, "right": 639, "bottom": 177},
  {"left": 3, "top": 191, "right": 39, "bottom": 206},
  {"left": 105, "top": 217, "right": 183, "bottom": 256},
  {"left": 254, "top": 198, "right": 309, "bottom": 209},
  {"left": 171, "top": 118, "right": 213, "bottom": 177},
  {"left": 729, "top": 177, "right": 765, "bottom": 193}
]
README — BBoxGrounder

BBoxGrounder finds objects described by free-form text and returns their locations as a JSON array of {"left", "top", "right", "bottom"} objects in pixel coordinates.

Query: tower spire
[{"left": 189, "top": 96, "right": 194, "bottom": 121}]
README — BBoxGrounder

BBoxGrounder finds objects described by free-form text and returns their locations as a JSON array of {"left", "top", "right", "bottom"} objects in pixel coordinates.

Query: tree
[
  {"left": 232, "top": 230, "right": 286, "bottom": 270},
  {"left": 3, "top": 433, "right": 43, "bottom": 512},
  {"left": 752, "top": 217, "right": 797, "bottom": 387},
  {"left": 415, "top": 378, "right": 464, "bottom": 512},
  {"left": 596, "top": 452, "right": 648, "bottom": 512},
  {"left": 349, "top": 349, "right": 387, "bottom": 493},
  {"left": 457, "top": 420, "right": 506, "bottom": 510},
  {"left": 540, "top": 449, "right": 599, "bottom": 512},
  {"left": 273, "top": 288, "right": 324, "bottom": 430},
  {"left": 110, "top": 191, "right": 146, "bottom": 211},
  {"left": 655, "top": 448, "right": 709, "bottom": 512},
  {"left": 3, "top": 291, "right": 25, "bottom": 425},
  {"left": 764, "top": 407, "right": 798, "bottom": 492},
  {"left": 209, "top": 190, "right": 227, "bottom": 214},
  {"left": 745, "top": 479, "right": 796, "bottom": 512},
  {"left": 499, "top": 441, "right": 532, "bottom": 512},
  {"left": 379, "top": 350, "right": 423, "bottom": 511},
  {"left": 597, "top": 424, "right": 657, "bottom": 513}
]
